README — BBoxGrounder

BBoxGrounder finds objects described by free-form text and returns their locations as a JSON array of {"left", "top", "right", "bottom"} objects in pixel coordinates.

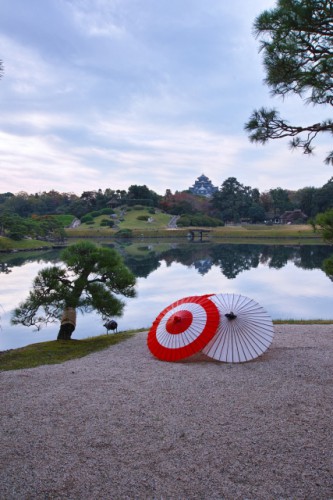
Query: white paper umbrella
[{"left": 202, "top": 293, "right": 274, "bottom": 363}]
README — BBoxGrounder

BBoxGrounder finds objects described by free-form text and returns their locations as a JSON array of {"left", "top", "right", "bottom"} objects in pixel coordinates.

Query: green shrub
[
  {"left": 137, "top": 215, "right": 149, "bottom": 221},
  {"left": 81, "top": 214, "right": 94, "bottom": 223},
  {"left": 177, "top": 214, "right": 224, "bottom": 227},
  {"left": 86, "top": 209, "right": 114, "bottom": 218},
  {"left": 8, "top": 231, "right": 24, "bottom": 240},
  {"left": 101, "top": 208, "right": 114, "bottom": 215},
  {"left": 100, "top": 219, "right": 114, "bottom": 227},
  {"left": 177, "top": 216, "right": 191, "bottom": 227}
]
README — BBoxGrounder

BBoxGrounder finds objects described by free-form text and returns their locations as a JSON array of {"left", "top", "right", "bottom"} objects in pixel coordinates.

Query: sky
[{"left": 0, "top": 0, "right": 332, "bottom": 197}]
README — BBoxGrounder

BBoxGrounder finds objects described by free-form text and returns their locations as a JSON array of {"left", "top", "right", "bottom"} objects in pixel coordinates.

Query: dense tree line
[
  {"left": 0, "top": 185, "right": 160, "bottom": 220},
  {"left": 161, "top": 177, "right": 333, "bottom": 224},
  {"left": 0, "top": 212, "right": 66, "bottom": 241},
  {"left": 1, "top": 178, "right": 333, "bottom": 237}
]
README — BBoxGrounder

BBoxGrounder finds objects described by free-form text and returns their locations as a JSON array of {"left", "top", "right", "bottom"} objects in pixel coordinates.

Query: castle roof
[{"left": 189, "top": 174, "right": 218, "bottom": 198}]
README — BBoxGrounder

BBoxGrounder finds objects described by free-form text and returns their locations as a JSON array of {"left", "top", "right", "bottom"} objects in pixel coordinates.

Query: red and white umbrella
[
  {"left": 147, "top": 295, "right": 220, "bottom": 361},
  {"left": 202, "top": 293, "right": 274, "bottom": 363}
]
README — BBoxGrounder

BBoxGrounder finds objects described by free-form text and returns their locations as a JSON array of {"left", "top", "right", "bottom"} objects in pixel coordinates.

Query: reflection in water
[
  {"left": 120, "top": 242, "right": 333, "bottom": 280},
  {"left": 1, "top": 242, "right": 333, "bottom": 350},
  {"left": 0, "top": 262, "right": 12, "bottom": 274},
  {"left": 212, "top": 245, "right": 261, "bottom": 279},
  {"left": 193, "top": 258, "right": 213, "bottom": 275}
]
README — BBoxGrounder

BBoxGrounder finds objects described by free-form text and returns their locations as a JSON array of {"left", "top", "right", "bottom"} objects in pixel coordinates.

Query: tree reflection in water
[
  {"left": 1, "top": 241, "right": 333, "bottom": 280},
  {"left": 119, "top": 242, "right": 333, "bottom": 280}
]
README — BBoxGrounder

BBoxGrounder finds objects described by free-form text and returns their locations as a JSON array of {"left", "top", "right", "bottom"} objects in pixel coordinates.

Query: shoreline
[
  {"left": 0, "top": 225, "right": 326, "bottom": 253},
  {"left": 1, "top": 320, "right": 333, "bottom": 360}
]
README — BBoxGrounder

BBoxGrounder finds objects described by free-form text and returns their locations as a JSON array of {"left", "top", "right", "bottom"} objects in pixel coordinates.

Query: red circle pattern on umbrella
[
  {"left": 147, "top": 295, "right": 220, "bottom": 361},
  {"left": 202, "top": 293, "right": 274, "bottom": 363}
]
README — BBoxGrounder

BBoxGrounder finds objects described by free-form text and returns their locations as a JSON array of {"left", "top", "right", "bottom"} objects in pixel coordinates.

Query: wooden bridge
[{"left": 187, "top": 229, "right": 211, "bottom": 241}]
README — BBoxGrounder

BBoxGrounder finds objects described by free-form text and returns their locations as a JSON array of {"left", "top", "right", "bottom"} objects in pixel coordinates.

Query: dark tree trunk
[
  {"left": 57, "top": 323, "right": 75, "bottom": 340},
  {"left": 57, "top": 307, "right": 77, "bottom": 340}
]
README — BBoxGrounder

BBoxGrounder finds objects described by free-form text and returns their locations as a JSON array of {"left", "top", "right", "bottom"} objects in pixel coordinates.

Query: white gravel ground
[{"left": 1, "top": 325, "right": 332, "bottom": 500}]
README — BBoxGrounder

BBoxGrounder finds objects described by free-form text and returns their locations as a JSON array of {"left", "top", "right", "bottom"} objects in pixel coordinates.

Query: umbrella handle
[{"left": 225, "top": 312, "right": 237, "bottom": 320}]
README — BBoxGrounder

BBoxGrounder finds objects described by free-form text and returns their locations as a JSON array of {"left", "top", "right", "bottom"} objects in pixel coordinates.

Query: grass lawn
[
  {"left": 0, "top": 236, "right": 52, "bottom": 251},
  {"left": 53, "top": 214, "right": 76, "bottom": 226},
  {"left": 0, "top": 331, "right": 142, "bottom": 371},
  {"left": 77, "top": 208, "right": 171, "bottom": 231},
  {"left": 211, "top": 224, "right": 319, "bottom": 238},
  {"left": 117, "top": 209, "right": 171, "bottom": 230}
]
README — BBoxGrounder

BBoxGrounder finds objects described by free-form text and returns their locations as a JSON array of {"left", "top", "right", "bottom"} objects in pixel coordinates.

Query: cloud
[
  {"left": 0, "top": 0, "right": 331, "bottom": 196},
  {"left": 0, "top": 102, "right": 331, "bottom": 196},
  {"left": 0, "top": 131, "right": 97, "bottom": 194},
  {"left": 0, "top": 35, "right": 55, "bottom": 95},
  {"left": 66, "top": 0, "right": 127, "bottom": 39}
]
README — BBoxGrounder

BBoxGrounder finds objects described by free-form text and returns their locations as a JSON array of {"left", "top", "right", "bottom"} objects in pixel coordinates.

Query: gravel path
[{"left": 1, "top": 325, "right": 332, "bottom": 500}]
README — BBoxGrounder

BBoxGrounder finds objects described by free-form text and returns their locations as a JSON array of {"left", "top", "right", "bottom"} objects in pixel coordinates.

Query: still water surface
[{"left": 1, "top": 242, "right": 332, "bottom": 350}]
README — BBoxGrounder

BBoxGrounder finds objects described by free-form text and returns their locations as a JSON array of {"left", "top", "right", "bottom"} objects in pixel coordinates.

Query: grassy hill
[
  {"left": 66, "top": 206, "right": 174, "bottom": 237},
  {"left": 117, "top": 208, "right": 171, "bottom": 229},
  {"left": 65, "top": 206, "right": 322, "bottom": 242}
]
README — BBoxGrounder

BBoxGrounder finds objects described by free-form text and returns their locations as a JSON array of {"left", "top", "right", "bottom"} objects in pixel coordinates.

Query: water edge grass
[{"left": 0, "top": 329, "right": 147, "bottom": 372}]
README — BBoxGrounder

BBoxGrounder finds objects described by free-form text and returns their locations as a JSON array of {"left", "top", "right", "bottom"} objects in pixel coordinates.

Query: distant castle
[{"left": 189, "top": 174, "right": 218, "bottom": 198}]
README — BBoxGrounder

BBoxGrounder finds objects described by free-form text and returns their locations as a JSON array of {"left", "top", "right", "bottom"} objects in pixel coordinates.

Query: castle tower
[{"left": 189, "top": 174, "right": 218, "bottom": 197}]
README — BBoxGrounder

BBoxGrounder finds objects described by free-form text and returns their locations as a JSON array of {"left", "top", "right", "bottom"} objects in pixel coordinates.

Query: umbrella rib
[
  {"left": 234, "top": 322, "right": 270, "bottom": 359},
  {"left": 240, "top": 318, "right": 274, "bottom": 344},
  {"left": 231, "top": 322, "right": 249, "bottom": 362},
  {"left": 224, "top": 321, "right": 253, "bottom": 362},
  {"left": 158, "top": 329, "right": 173, "bottom": 348},
  {"left": 233, "top": 323, "right": 260, "bottom": 361},
  {"left": 183, "top": 324, "right": 203, "bottom": 345}
]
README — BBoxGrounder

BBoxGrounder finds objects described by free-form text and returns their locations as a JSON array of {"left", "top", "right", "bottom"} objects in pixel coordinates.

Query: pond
[{"left": 1, "top": 241, "right": 333, "bottom": 351}]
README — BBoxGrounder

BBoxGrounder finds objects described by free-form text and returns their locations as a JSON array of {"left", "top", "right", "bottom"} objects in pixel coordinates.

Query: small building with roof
[{"left": 279, "top": 209, "right": 308, "bottom": 224}]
